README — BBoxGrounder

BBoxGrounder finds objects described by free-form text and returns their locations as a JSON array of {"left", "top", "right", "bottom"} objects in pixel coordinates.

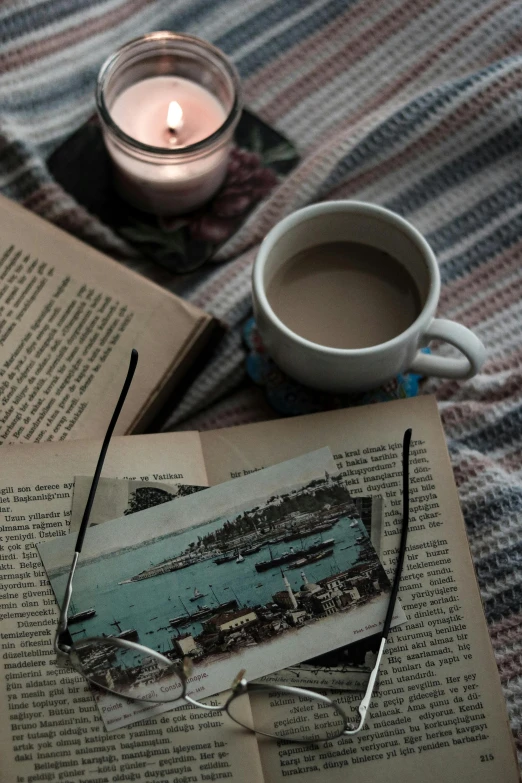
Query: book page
[
  {"left": 0, "top": 195, "right": 213, "bottom": 443},
  {"left": 200, "top": 395, "right": 518, "bottom": 782},
  {"left": 0, "top": 431, "right": 263, "bottom": 783}
]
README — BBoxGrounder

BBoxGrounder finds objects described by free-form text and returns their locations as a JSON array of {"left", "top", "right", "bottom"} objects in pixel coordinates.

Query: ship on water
[
  {"left": 282, "top": 520, "right": 335, "bottom": 542},
  {"left": 214, "top": 542, "right": 261, "bottom": 563},
  {"left": 242, "top": 542, "right": 263, "bottom": 555},
  {"left": 189, "top": 588, "right": 207, "bottom": 602},
  {"left": 108, "top": 618, "right": 138, "bottom": 641},
  {"left": 169, "top": 605, "right": 213, "bottom": 626},
  {"left": 169, "top": 596, "right": 238, "bottom": 627},
  {"left": 213, "top": 552, "right": 235, "bottom": 565},
  {"left": 68, "top": 604, "right": 96, "bottom": 624},
  {"left": 287, "top": 548, "right": 334, "bottom": 570},
  {"left": 254, "top": 538, "right": 334, "bottom": 572}
]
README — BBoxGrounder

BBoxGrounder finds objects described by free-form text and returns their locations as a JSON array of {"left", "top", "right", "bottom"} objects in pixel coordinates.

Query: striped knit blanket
[{"left": 1, "top": 0, "right": 522, "bottom": 766}]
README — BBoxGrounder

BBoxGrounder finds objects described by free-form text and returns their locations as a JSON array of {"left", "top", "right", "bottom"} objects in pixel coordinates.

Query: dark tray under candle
[{"left": 48, "top": 110, "right": 299, "bottom": 274}]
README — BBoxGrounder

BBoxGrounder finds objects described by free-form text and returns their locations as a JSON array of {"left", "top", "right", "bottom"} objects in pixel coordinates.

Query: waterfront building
[
  {"left": 310, "top": 588, "right": 338, "bottom": 616},
  {"left": 173, "top": 633, "right": 199, "bottom": 657},
  {"left": 204, "top": 608, "right": 258, "bottom": 633},
  {"left": 286, "top": 609, "right": 307, "bottom": 626},
  {"left": 272, "top": 590, "right": 297, "bottom": 609}
]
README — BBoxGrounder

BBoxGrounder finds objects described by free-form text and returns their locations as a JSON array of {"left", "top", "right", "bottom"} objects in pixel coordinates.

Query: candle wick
[{"left": 167, "top": 127, "right": 179, "bottom": 147}]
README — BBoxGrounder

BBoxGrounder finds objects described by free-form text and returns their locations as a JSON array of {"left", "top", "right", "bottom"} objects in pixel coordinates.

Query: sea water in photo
[{"left": 52, "top": 513, "right": 377, "bottom": 659}]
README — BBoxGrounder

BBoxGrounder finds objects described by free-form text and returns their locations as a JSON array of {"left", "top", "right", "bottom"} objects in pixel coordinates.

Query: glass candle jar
[{"left": 96, "top": 32, "right": 242, "bottom": 216}]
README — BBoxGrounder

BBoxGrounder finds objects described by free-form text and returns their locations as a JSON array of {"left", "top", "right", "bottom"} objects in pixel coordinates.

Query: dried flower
[{"left": 189, "top": 148, "right": 278, "bottom": 243}]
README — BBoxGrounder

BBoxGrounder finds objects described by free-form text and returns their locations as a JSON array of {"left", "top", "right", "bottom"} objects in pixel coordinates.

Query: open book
[
  {"left": 0, "top": 195, "right": 216, "bottom": 444},
  {"left": 0, "top": 395, "right": 517, "bottom": 782}
]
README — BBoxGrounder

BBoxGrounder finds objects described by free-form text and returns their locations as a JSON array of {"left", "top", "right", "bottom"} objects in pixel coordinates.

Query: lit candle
[
  {"left": 111, "top": 77, "right": 226, "bottom": 149},
  {"left": 96, "top": 33, "right": 242, "bottom": 216}
]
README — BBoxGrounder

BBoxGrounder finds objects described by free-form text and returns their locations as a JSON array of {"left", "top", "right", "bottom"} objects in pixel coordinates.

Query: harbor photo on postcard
[
  {"left": 38, "top": 449, "right": 404, "bottom": 730},
  {"left": 70, "top": 476, "right": 384, "bottom": 693}
]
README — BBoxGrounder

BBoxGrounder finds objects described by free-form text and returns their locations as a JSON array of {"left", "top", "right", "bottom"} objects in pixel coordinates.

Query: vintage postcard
[
  {"left": 70, "top": 476, "right": 206, "bottom": 532},
  {"left": 38, "top": 449, "right": 404, "bottom": 730},
  {"left": 78, "top": 474, "right": 385, "bottom": 693}
]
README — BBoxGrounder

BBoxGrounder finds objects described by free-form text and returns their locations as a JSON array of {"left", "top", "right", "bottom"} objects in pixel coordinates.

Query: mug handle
[{"left": 408, "top": 318, "right": 486, "bottom": 380}]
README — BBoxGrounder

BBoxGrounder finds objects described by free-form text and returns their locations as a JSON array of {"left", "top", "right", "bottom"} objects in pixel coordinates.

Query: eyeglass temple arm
[
  {"left": 382, "top": 427, "right": 411, "bottom": 638},
  {"left": 347, "top": 428, "right": 412, "bottom": 735},
  {"left": 74, "top": 349, "right": 138, "bottom": 554},
  {"left": 55, "top": 349, "right": 138, "bottom": 645}
]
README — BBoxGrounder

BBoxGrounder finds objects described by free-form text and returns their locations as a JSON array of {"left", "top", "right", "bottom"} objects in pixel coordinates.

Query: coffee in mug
[
  {"left": 266, "top": 241, "right": 422, "bottom": 350},
  {"left": 252, "top": 201, "right": 486, "bottom": 393}
]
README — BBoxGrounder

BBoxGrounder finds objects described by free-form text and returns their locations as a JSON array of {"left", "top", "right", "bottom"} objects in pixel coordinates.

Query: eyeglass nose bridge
[
  {"left": 342, "top": 636, "right": 386, "bottom": 735},
  {"left": 54, "top": 640, "right": 71, "bottom": 667},
  {"left": 54, "top": 631, "right": 71, "bottom": 655},
  {"left": 54, "top": 637, "right": 86, "bottom": 680}
]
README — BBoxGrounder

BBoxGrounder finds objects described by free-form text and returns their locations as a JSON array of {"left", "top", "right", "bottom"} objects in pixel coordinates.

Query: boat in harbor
[
  {"left": 236, "top": 551, "right": 245, "bottom": 563},
  {"left": 350, "top": 521, "right": 359, "bottom": 528},
  {"left": 255, "top": 539, "right": 334, "bottom": 572},
  {"left": 298, "top": 538, "right": 334, "bottom": 554},
  {"left": 194, "top": 600, "right": 237, "bottom": 619},
  {"left": 169, "top": 598, "right": 238, "bottom": 627},
  {"left": 287, "top": 548, "right": 334, "bottom": 569},
  {"left": 283, "top": 521, "right": 335, "bottom": 542},
  {"left": 213, "top": 552, "right": 236, "bottom": 565},
  {"left": 169, "top": 613, "right": 189, "bottom": 627},
  {"left": 112, "top": 628, "right": 139, "bottom": 641},
  {"left": 109, "top": 619, "right": 138, "bottom": 641},
  {"left": 68, "top": 605, "right": 96, "bottom": 624},
  {"left": 189, "top": 588, "right": 207, "bottom": 602},
  {"left": 187, "top": 605, "right": 213, "bottom": 620},
  {"left": 242, "top": 542, "right": 263, "bottom": 555}
]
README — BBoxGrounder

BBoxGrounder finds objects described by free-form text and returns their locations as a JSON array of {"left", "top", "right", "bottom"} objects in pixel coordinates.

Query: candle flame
[{"left": 167, "top": 101, "right": 183, "bottom": 132}]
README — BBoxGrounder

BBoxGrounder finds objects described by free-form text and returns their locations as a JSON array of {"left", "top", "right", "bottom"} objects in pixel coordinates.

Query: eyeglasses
[{"left": 54, "top": 349, "right": 411, "bottom": 744}]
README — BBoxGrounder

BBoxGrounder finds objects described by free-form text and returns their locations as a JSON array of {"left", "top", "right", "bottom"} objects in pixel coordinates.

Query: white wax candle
[
  {"left": 110, "top": 76, "right": 226, "bottom": 148},
  {"left": 105, "top": 76, "right": 230, "bottom": 215}
]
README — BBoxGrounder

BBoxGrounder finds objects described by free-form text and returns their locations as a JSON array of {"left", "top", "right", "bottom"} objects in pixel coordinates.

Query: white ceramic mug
[{"left": 252, "top": 201, "right": 486, "bottom": 393}]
